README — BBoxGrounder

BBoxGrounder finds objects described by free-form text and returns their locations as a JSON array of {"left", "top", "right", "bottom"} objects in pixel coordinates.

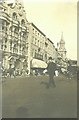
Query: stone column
[{"left": 27, "top": 24, "right": 32, "bottom": 75}]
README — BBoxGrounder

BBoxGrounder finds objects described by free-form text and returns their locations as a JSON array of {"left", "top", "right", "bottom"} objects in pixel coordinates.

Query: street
[{"left": 2, "top": 74, "right": 77, "bottom": 118}]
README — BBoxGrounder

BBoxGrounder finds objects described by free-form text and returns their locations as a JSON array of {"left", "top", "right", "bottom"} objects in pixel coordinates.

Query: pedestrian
[
  {"left": 67, "top": 63, "right": 72, "bottom": 79},
  {"left": 47, "top": 57, "right": 57, "bottom": 88}
]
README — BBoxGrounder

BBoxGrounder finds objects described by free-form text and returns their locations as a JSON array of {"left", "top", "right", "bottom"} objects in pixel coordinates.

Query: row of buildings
[{"left": 0, "top": 0, "right": 67, "bottom": 76}]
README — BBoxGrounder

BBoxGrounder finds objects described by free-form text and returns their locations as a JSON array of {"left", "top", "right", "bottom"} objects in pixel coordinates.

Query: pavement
[{"left": 2, "top": 74, "right": 77, "bottom": 118}]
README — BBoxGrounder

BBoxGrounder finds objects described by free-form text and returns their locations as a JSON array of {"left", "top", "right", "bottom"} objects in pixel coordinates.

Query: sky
[
  {"left": 22, "top": 0, "right": 77, "bottom": 60},
  {"left": 6, "top": 0, "right": 77, "bottom": 60}
]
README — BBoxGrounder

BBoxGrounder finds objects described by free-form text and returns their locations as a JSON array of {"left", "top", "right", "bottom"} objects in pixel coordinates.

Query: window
[
  {"left": 2, "top": 26, "right": 4, "bottom": 30},
  {"left": 35, "top": 31, "right": 37, "bottom": 35},
  {"left": 5, "top": 38, "right": 7, "bottom": 43},
  {"left": 12, "top": 12, "right": 17, "bottom": 20},
  {"left": 45, "top": 54, "right": 47, "bottom": 60},
  {"left": 35, "top": 38, "right": 37, "bottom": 45},
  {"left": 2, "top": 22, "right": 7, "bottom": 31},
  {"left": 14, "top": 28, "right": 18, "bottom": 33},
  {"left": 9, "top": 26, "right": 14, "bottom": 32},
  {"left": 32, "top": 36, "right": 34, "bottom": 43},
  {"left": 1, "top": 45, "right": 3, "bottom": 49},
  {"left": 14, "top": 28, "right": 18, "bottom": 38},
  {"left": 33, "top": 28, "right": 34, "bottom": 34},
  {"left": 38, "top": 48, "right": 40, "bottom": 52},
  {"left": 21, "top": 19, "right": 25, "bottom": 26},
  {"left": 61, "top": 54, "right": 63, "bottom": 57},
  {"left": 5, "top": 45, "right": 7, "bottom": 48},
  {"left": 10, "top": 40, "right": 12, "bottom": 45},
  {"left": 4, "top": 9, "right": 6, "bottom": 12},
  {"left": 45, "top": 42, "right": 48, "bottom": 47},
  {"left": 2, "top": 44, "right": 7, "bottom": 51},
  {"left": 23, "top": 33, "right": 26, "bottom": 38}
]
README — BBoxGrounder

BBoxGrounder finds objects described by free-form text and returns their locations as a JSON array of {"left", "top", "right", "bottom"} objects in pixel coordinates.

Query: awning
[{"left": 31, "top": 59, "right": 47, "bottom": 68}]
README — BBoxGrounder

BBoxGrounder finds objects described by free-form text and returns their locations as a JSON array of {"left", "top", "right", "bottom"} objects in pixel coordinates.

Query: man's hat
[{"left": 48, "top": 57, "right": 53, "bottom": 60}]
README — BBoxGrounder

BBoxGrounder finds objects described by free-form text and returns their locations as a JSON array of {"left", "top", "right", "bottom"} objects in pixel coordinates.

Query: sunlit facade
[
  {"left": 0, "top": 1, "right": 28, "bottom": 76},
  {"left": 27, "top": 23, "right": 58, "bottom": 74},
  {"left": 0, "top": 0, "right": 58, "bottom": 76}
]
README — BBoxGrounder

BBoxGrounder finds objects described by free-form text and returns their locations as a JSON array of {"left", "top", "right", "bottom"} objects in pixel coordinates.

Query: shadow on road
[
  {"left": 40, "top": 81, "right": 48, "bottom": 86},
  {"left": 40, "top": 81, "right": 56, "bottom": 89},
  {"left": 40, "top": 81, "right": 50, "bottom": 89}
]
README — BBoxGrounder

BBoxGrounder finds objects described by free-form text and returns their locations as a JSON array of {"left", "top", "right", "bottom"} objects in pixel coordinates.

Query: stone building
[
  {"left": 27, "top": 23, "right": 57, "bottom": 74},
  {"left": 57, "top": 33, "right": 67, "bottom": 68},
  {"left": 0, "top": 0, "right": 58, "bottom": 76},
  {"left": 0, "top": 0, "right": 28, "bottom": 76}
]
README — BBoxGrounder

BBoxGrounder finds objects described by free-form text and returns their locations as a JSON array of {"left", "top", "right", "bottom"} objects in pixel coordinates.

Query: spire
[
  {"left": 61, "top": 32, "right": 63, "bottom": 40},
  {"left": 60, "top": 32, "right": 65, "bottom": 44},
  {"left": 16, "top": 0, "right": 23, "bottom": 5}
]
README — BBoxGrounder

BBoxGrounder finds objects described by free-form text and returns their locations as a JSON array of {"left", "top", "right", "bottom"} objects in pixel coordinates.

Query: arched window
[
  {"left": 21, "top": 19, "right": 25, "bottom": 26},
  {"left": 23, "top": 33, "right": 25, "bottom": 37},
  {"left": 14, "top": 27, "right": 18, "bottom": 34},
  {"left": 9, "top": 26, "right": 14, "bottom": 32},
  {"left": 12, "top": 12, "right": 17, "bottom": 20}
]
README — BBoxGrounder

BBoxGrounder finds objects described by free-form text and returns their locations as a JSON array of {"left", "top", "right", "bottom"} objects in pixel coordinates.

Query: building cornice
[
  {"left": 29, "top": 22, "right": 54, "bottom": 46},
  {"left": 31, "top": 22, "right": 46, "bottom": 37}
]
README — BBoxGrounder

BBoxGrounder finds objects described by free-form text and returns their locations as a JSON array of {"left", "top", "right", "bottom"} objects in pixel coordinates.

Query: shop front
[{"left": 31, "top": 58, "right": 47, "bottom": 75}]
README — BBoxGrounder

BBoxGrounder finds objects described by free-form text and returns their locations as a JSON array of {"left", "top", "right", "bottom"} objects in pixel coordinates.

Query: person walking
[
  {"left": 67, "top": 63, "right": 72, "bottom": 79},
  {"left": 47, "top": 57, "right": 57, "bottom": 88}
]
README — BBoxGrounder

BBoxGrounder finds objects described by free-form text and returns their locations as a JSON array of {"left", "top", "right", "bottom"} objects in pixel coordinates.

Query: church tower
[{"left": 57, "top": 33, "right": 67, "bottom": 61}]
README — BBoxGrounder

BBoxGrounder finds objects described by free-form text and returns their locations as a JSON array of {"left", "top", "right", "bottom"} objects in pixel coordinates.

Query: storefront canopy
[{"left": 31, "top": 59, "right": 47, "bottom": 69}]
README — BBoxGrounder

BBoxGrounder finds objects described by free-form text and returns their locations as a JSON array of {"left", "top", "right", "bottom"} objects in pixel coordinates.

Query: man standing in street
[{"left": 47, "top": 57, "right": 57, "bottom": 88}]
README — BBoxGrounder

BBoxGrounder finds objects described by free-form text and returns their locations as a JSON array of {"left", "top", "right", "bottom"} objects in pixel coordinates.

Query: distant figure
[
  {"left": 47, "top": 57, "right": 57, "bottom": 88},
  {"left": 67, "top": 63, "right": 72, "bottom": 79},
  {"left": 8, "top": 66, "right": 15, "bottom": 78},
  {"left": 35, "top": 69, "right": 38, "bottom": 76}
]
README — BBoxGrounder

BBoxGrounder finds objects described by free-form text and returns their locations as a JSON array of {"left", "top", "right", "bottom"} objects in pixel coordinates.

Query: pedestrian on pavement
[
  {"left": 67, "top": 63, "right": 72, "bottom": 79},
  {"left": 47, "top": 57, "right": 57, "bottom": 88}
]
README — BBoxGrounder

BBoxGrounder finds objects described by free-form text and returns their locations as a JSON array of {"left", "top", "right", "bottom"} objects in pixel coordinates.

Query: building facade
[
  {"left": 27, "top": 23, "right": 57, "bottom": 74},
  {"left": 57, "top": 33, "right": 67, "bottom": 68},
  {"left": 0, "top": 0, "right": 28, "bottom": 76},
  {"left": 0, "top": 0, "right": 58, "bottom": 76}
]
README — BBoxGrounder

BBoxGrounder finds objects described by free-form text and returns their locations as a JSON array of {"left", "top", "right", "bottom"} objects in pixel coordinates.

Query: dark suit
[{"left": 47, "top": 61, "right": 56, "bottom": 87}]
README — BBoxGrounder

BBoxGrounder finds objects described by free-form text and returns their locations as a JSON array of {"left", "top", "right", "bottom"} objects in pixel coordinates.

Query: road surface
[{"left": 2, "top": 74, "right": 77, "bottom": 118}]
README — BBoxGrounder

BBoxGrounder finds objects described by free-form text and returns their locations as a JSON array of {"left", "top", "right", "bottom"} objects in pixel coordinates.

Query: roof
[
  {"left": 30, "top": 23, "right": 54, "bottom": 45},
  {"left": 31, "top": 23, "right": 46, "bottom": 37}
]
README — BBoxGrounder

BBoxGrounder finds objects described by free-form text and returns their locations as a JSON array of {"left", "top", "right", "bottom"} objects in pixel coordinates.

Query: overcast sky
[
  {"left": 6, "top": 0, "right": 77, "bottom": 60},
  {"left": 22, "top": 0, "right": 77, "bottom": 60}
]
